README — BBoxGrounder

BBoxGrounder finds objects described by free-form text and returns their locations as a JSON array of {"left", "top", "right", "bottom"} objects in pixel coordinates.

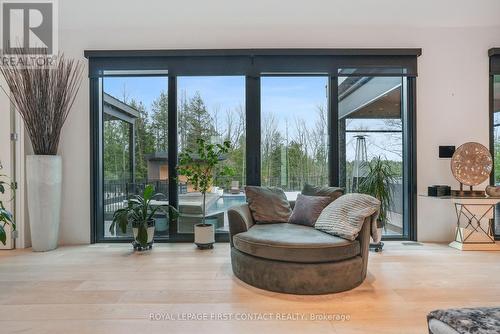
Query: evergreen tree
[
  {"left": 178, "top": 91, "right": 188, "bottom": 152},
  {"left": 183, "top": 92, "right": 216, "bottom": 150},
  {"left": 287, "top": 141, "right": 307, "bottom": 190},
  {"left": 129, "top": 99, "right": 154, "bottom": 181},
  {"left": 268, "top": 131, "right": 283, "bottom": 187},
  {"left": 103, "top": 118, "right": 130, "bottom": 181},
  {"left": 150, "top": 91, "right": 168, "bottom": 152}
]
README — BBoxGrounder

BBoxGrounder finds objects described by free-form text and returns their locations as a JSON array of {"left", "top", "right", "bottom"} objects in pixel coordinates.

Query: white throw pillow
[{"left": 315, "top": 193, "right": 380, "bottom": 241}]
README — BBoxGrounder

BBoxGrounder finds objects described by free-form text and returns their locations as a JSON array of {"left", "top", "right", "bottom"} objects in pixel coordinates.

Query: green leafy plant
[
  {"left": 358, "top": 157, "right": 397, "bottom": 228},
  {"left": 0, "top": 174, "right": 16, "bottom": 245},
  {"left": 177, "top": 138, "right": 234, "bottom": 226},
  {"left": 109, "top": 184, "right": 177, "bottom": 246}
]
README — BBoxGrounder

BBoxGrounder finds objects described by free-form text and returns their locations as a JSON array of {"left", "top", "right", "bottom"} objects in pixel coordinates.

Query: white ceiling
[{"left": 60, "top": 0, "right": 500, "bottom": 30}]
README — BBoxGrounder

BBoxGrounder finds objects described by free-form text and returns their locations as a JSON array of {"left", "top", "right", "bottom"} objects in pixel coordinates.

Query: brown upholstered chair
[{"left": 228, "top": 202, "right": 376, "bottom": 295}]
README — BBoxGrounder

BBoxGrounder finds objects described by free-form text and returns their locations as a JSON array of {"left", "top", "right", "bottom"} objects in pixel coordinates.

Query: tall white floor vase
[{"left": 26, "top": 155, "right": 62, "bottom": 252}]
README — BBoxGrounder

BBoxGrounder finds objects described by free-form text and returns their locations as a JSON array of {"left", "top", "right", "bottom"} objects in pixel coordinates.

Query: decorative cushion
[
  {"left": 315, "top": 193, "right": 380, "bottom": 241},
  {"left": 233, "top": 223, "right": 360, "bottom": 263},
  {"left": 427, "top": 307, "right": 500, "bottom": 334},
  {"left": 301, "top": 183, "right": 344, "bottom": 203},
  {"left": 288, "top": 194, "right": 331, "bottom": 227},
  {"left": 245, "top": 186, "right": 292, "bottom": 224}
]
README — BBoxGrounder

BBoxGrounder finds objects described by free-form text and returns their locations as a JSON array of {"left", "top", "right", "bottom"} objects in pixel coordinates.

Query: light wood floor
[{"left": 0, "top": 242, "right": 499, "bottom": 334}]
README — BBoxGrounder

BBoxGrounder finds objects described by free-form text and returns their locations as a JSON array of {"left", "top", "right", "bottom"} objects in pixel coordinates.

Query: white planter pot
[
  {"left": 26, "top": 155, "right": 62, "bottom": 252},
  {"left": 132, "top": 219, "right": 155, "bottom": 251},
  {"left": 194, "top": 223, "right": 215, "bottom": 249},
  {"left": 132, "top": 226, "right": 155, "bottom": 244}
]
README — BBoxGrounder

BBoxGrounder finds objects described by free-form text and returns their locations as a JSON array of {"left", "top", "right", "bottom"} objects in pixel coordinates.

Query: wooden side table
[{"left": 449, "top": 197, "right": 500, "bottom": 251}]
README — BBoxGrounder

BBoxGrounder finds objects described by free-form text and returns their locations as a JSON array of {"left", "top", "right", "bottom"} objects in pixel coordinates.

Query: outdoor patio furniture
[
  {"left": 230, "top": 181, "right": 240, "bottom": 194},
  {"left": 177, "top": 192, "right": 224, "bottom": 232}
]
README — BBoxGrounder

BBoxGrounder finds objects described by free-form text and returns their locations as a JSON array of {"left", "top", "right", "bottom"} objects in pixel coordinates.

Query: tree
[
  {"left": 150, "top": 91, "right": 168, "bottom": 152},
  {"left": 216, "top": 104, "right": 246, "bottom": 187},
  {"left": 261, "top": 112, "right": 280, "bottom": 186},
  {"left": 178, "top": 91, "right": 189, "bottom": 152},
  {"left": 129, "top": 99, "right": 154, "bottom": 181},
  {"left": 311, "top": 106, "right": 328, "bottom": 185},
  {"left": 182, "top": 91, "right": 216, "bottom": 151},
  {"left": 103, "top": 117, "right": 130, "bottom": 180},
  {"left": 177, "top": 139, "right": 234, "bottom": 226}
]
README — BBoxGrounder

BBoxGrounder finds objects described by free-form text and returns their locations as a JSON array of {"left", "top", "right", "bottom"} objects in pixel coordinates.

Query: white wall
[{"left": 8, "top": 0, "right": 500, "bottom": 244}]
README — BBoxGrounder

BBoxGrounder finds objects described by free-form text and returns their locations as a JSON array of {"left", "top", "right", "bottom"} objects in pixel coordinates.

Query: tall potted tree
[
  {"left": 358, "top": 157, "right": 397, "bottom": 251},
  {"left": 178, "top": 138, "right": 234, "bottom": 249},
  {"left": 0, "top": 54, "right": 83, "bottom": 251}
]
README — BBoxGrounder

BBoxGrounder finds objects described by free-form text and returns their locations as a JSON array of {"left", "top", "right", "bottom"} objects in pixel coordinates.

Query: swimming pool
[
  {"left": 206, "top": 191, "right": 300, "bottom": 216},
  {"left": 210, "top": 194, "right": 246, "bottom": 213}
]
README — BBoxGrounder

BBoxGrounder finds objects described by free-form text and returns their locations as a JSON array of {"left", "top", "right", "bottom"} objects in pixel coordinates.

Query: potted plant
[
  {"left": 178, "top": 138, "right": 234, "bottom": 249},
  {"left": 0, "top": 53, "right": 83, "bottom": 251},
  {"left": 109, "top": 184, "right": 177, "bottom": 251},
  {"left": 358, "top": 157, "right": 397, "bottom": 251},
  {"left": 0, "top": 174, "right": 16, "bottom": 246}
]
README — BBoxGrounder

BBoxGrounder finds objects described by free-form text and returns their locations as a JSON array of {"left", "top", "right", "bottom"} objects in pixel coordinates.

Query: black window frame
[
  {"left": 489, "top": 48, "right": 500, "bottom": 240},
  {"left": 85, "top": 48, "right": 420, "bottom": 243}
]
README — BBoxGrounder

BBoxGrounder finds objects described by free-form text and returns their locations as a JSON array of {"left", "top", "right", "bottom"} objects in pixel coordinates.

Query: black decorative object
[
  {"left": 428, "top": 185, "right": 451, "bottom": 197},
  {"left": 439, "top": 146, "right": 455, "bottom": 158}
]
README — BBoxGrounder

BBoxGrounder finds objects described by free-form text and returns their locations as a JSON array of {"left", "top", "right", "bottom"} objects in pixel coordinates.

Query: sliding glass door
[
  {"left": 87, "top": 49, "right": 419, "bottom": 242},
  {"left": 176, "top": 76, "right": 246, "bottom": 235},
  {"left": 102, "top": 76, "right": 170, "bottom": 239},
  {"left": 338, "top": 74, "right": 408, "bottom": 238},
  {"left": 492, "top": 75, "right": 500, "bottom": 237},
  {"left": 493, "top": 76, "right": 500, "bottom": 184}
]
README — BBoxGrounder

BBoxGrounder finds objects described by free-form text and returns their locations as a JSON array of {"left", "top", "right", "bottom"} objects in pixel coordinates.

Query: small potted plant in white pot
[
  {"left": 178, "top": 138, "right": 234, "bottom": 249},
  {"left": 109, "top": 184, "right": 177, "bottom": 251}
]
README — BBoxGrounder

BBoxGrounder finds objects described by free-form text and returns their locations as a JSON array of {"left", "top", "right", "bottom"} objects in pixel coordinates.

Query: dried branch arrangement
[{"left": 0, "top": 52, "right": 83, "bottom": 155}]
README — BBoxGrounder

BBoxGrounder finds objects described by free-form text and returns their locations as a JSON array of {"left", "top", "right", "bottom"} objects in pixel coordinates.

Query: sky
[
  {"left": 103, "top": 76, "right": 327, "bottom": 135},
  {"left": 103, "top": 76, "right": 401, "bottom": 161}
]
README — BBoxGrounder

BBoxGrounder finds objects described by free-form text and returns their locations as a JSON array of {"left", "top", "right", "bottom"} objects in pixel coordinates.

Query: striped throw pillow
[{"left": 315, "top": 193, "right": 380, "bottom": 241}]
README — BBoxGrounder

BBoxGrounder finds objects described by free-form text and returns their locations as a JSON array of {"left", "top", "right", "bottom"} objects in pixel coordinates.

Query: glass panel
[
  {"left": 102, "top": 76, "right": 169, "bottom": 239},
  {"left": 339, "top": 75, "right": 404, "bottom": 237},
  {"left": 347, "top": 119, "right": 402, "bottom": 131},
  {"left": 338, "top": 67, "right": 409, "bottom": 76},
  {"left": 493, "top": 75, "right": 500, "bottom": 236},
  {"left": 177, "top": 76, "right": 246, "bottom": 234},
  {"left": 260, "top": 76, "right": 329, "bottom": 198},
  {"left": 494, "top": 75, "right": 500, "bottom": 184}
]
